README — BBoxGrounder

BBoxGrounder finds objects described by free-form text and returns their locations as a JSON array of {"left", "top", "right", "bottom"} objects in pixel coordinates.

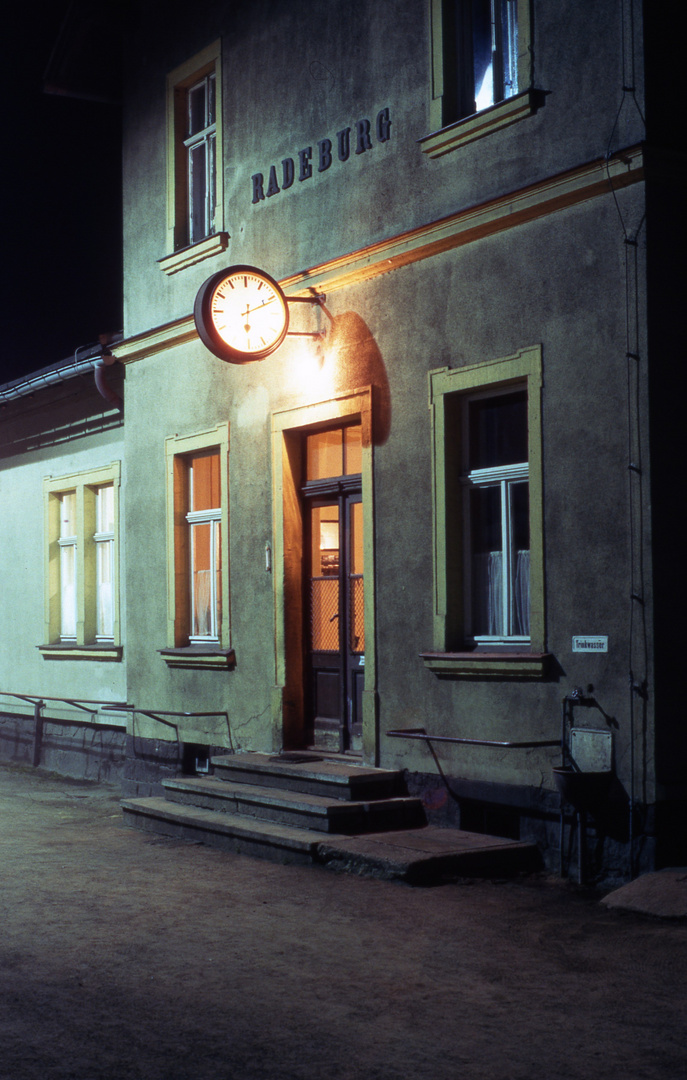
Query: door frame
[{"left": 271, "top": 387, "right": 378, "bottom": 763}]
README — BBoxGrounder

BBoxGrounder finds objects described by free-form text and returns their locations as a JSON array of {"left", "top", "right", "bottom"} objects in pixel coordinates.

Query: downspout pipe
[{"left": 93, "top": 354, "right": 123, "bottom": 410}]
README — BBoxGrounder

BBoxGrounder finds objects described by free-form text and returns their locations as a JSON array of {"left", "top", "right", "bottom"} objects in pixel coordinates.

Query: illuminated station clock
[{"left": 194, "top": 265, "right": 290, "bottom": 363}]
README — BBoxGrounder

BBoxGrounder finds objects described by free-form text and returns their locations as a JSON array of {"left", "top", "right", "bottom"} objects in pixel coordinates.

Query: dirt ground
[{"left": 1, "top": 764, "right": 686, "bottom": 1080}]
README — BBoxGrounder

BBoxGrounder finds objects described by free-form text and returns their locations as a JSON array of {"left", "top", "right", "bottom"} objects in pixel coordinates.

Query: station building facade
[{"left": 1, "top": 0, "right": 682, "bottom": 882}]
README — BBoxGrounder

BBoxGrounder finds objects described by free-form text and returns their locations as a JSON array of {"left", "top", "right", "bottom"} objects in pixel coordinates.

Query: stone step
[
  {"left": 161, "top": 775, "right": 426, "bottom": 834},
  {"left": 121, "top": 796, "right": 542, "bottom": 883},
  {"left": 211, "top": 752, "right": 405, "bottom": 801},
  {"left": 122, "top": 797, "right": 325, "bottom": 864}
]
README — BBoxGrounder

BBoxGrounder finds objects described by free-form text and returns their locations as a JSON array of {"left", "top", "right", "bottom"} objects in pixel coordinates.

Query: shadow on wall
[{"left": 326, "top": 311, "right": 391, "bottom": 445}]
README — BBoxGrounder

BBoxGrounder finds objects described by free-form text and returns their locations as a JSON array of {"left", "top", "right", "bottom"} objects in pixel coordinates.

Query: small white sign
[
  {"left": 572, "top": 636, "right": 608, "bottom": 653},
  {"left": 359, "top": 655, "right": 365, "bottom": 666}
]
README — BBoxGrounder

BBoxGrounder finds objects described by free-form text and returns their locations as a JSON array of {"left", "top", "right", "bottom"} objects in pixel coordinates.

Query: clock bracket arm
[{"left": 284, "top": 289, "right": 331, "bottom": 340}]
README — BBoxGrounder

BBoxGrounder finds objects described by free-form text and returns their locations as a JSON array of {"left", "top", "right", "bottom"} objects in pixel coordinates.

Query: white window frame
[
  {"left": 42, "top": 463, "right": 121, "bottom": 658},
  {"left": 163, "top": 41, "right": 225, "bottom": 266},
  {"left": 460, "top": 388, "right": 530, "bottom": 644},
  {"left": 185, "top": 71, "right": 217, "bottom": 246},
  {"left": 186, "top": 455, "right": 222, "bottom": 644},
  {"left": 94, "top": 484, "right": 116, "bottom": 642},
  {"left": 57, "top": 491, "right": 77, "bottom": 641},
  {"left": 164, "top": 424, "right": 230, "bottom": 657},
  {"left": 423, "top": 0, "right": 534, "bottom": 158},
  {"left": 425, "top": 346, "right": 545, "bottom": 678}
]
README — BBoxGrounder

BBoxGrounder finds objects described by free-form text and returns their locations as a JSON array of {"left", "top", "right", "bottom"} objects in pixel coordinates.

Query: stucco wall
[
  {"left": 121, "top": 0, "right": 645, "bottom": 336},
  {"left": 0, "top": 385, "right": 127, "bottom": 712}
]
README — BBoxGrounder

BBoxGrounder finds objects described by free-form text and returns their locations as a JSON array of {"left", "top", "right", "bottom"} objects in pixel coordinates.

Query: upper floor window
[
  {"left": 423, "top": 0, "right": 533, "bottom": 156},
  {"left": 443, "top": 0, "right": 519, "bottom": 123},
  {"left": 185, "top": 72, "right": 216, "bottom": 246},
  {"left": 164, "top": 41, "right": 225, "bottom": 264}
]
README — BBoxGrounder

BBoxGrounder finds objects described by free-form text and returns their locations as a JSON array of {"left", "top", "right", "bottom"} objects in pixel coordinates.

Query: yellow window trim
[
  {"left": 158, "top": 232, "right": 230, "bottom": 276},
  {"left": 428, "top": 346, "right": 545, "bottom": 675},
  {"left": 164, "top": 423, "right": 230, "bottom": 656},
  {"left": 420, "top": 90, "right": 536, "bottom": 158},
  {"left": 41, "top": 462, "right": 121, "bottom": 653},
  {"left": 165, "top": 39, "right": 224, "bottom": 261}
]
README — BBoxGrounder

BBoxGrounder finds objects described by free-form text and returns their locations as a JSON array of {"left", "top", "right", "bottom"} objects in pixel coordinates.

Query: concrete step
[
  {"left": 121, "top": 796, "right": 542, "bottom": 884},
  {"left": 211, "top": 752, "right": 405, "bottom": 801},
  {"left": 122, "top": 797, "right": 325, "bottom": 865},
  {"left": 161, "top": 775, "right": 427, "bottom": 834}
]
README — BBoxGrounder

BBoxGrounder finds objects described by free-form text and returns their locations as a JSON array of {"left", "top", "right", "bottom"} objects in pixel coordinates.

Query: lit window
[
  {"left": 42, "top": 465, "right": 121, "bottom": 655},
  {"left": 58, "top": 491, "right": 77, "bottom": 641},
  {"left": 426, "top": 0, "right": 533, "bottom": 147},
  {"left": 442, "top": 0, "right": 518, "bottom": 122},
  {"left": 187, "top": 452, "right": 222, "bottom": 642},
  {"left": 95, "top": 484, "right": 115, "bottom": 641},
  {"left": 165, "top": 425, "right": 230, "bottom": 654}
]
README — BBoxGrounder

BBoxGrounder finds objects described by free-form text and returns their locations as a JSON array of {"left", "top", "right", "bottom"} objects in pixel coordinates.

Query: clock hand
[{"left": 243, "top": 296, "right": 277, "bottom": 317}]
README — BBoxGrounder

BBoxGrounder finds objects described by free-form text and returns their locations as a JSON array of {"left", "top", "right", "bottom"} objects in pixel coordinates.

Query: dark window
[{"left": 462, "top": 388, "right": 529, "bottom": 641}]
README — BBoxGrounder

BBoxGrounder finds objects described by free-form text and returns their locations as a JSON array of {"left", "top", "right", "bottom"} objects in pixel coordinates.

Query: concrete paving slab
[
  {"left": 601, "top": 868, "right": 687, "bottom": 919},
  {"left": 318, "top": 826, "right": 541, "bottom": 883}
]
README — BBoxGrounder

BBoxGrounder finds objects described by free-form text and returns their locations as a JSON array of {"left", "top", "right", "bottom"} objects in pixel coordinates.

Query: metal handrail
[
  {"left": 0, "top": 691, "right": 130, "bottom": 713},
  {"left": 386, "top": 726, "right": 560, "bottom": 749},
  {"left": 122, "top": 707, "right": 234, "bottom": 754},
  {"left": 0, "top": 693, "right": 234, "bottom": 761}
]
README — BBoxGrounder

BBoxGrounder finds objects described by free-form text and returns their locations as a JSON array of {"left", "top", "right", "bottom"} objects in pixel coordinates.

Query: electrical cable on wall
[{"left": 604, "top": 0, "right": 648, "bottom": 879}]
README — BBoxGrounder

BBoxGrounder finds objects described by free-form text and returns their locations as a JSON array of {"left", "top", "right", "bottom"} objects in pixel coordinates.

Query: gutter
[{"left": 0, "top": 337, "right": 124, "bottom": 410}]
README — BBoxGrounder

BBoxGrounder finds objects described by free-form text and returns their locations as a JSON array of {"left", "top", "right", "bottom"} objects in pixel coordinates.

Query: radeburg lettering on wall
[{"left": 251, "top": 107, "right": 391, "bottom": 204}]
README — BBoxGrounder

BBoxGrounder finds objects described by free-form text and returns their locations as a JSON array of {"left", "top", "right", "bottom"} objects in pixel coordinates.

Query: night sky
[{"left": 2, "top": 3, "right": 122, "bottom": 385}]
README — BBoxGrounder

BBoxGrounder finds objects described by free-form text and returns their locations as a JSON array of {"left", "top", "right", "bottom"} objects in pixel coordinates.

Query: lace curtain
[{"left": 473, "top": 550, "right": 530, "bottom": 636}]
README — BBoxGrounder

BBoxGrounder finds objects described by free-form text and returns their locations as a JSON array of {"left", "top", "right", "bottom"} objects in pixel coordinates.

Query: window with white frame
[
  {"left": 461, "top": 388, "right": 529, "bottom": 642},
  {"left": 42, "top": 464, "right": 121, "bottom": 656},
  {"left": 426, "top": 346, "right": 545, "bottom": 676},
  {"left": 424, "top": 0, "right": 533, "bottom": 154},
  {"left": 441, "top": 0, "right": 519, "bottom": 123},
  {"left": 187, "top": 451, "right": 222, "bottom": 642},
  {"left": 164, "top": 425, "right": 230, "bottom": 658},
  {"left": 94, "top": 483, "right": 115, "bottom": 641},
  {"left": 57, "top": 491, "right": 77, "bottom": 641},
  {"left": 166, "top": 42, "right": 223, "bottom": 257},
  {"left": 185, "top": 71, "right": 216, "bottom": 246}
]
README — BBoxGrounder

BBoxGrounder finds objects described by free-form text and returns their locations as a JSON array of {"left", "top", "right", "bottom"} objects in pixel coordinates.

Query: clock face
[{"left": 194, "top": 265, "right": 289, "bottom": 363}]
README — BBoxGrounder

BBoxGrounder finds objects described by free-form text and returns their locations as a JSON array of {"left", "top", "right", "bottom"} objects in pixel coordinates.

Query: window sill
[
  {"left": 38, "top": 644, "right": 123, "bottom": 662},
  {"left": 158, "top": 232, "right": 230, "bottom": 276},
  {"left": 419, "top": 90, "right": 539, "bottom": 159},
  {"left": 420, "top": 650, "right": 550, "bottom": 678},
  {"left": 158, "top": 646, "right": 236, "bottom": 670}
]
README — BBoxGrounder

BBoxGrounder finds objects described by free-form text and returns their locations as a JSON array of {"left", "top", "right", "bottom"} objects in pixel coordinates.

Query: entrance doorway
[{"left": 303, "top": 424, "right": 364, "bottom": 753}]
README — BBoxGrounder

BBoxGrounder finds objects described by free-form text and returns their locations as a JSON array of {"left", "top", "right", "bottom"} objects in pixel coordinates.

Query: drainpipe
[{"left": 93, "top": 353, "right": 123, "bottom": 409}]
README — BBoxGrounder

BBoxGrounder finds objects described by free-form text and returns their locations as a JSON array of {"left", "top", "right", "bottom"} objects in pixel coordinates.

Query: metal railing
[
  {"left": 0, "top": 691, "right": 131, "bottom": 768},
  {"left": 386, "top": 726, "right": 560, "bottom": 750},
  {"left": 0, "top": 692, "right": 234, "bottom": 767}
]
